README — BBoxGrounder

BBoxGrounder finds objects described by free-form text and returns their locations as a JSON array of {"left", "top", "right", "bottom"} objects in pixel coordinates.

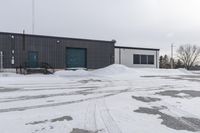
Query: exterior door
[
  {"left": 28, "top": 51, "right": 38, "bottom": 68},
  {"left": 66, "top": 48, "right": 87, "bottom": 68}
]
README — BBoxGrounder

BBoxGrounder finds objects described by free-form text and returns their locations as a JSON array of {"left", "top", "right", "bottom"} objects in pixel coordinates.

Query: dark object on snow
[{"left": 16, "top": 62, "right": 54, "bottom": 75}]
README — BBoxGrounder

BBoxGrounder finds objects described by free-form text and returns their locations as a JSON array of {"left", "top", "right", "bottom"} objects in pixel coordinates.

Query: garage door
[{"left": 66, "top": 48, "right": 87, "bottom": 68}]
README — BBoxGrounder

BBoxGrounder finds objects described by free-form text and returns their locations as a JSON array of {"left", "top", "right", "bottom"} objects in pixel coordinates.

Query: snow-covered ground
[{"left": 0, "top": 64, "right": 200, "bottom": 133}]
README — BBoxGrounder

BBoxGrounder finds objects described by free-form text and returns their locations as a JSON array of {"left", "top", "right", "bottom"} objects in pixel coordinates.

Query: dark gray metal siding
[{"left": 0, "top": 32, "right": 115, "bottom": 69}]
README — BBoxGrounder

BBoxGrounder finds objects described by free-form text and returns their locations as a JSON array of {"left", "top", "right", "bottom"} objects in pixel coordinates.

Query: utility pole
[
  {"left": 171, "top": 43, "right": 174, "bottom": 69},
  {"left": 32, "top": 0, "right": 35, "bottom": 34}
]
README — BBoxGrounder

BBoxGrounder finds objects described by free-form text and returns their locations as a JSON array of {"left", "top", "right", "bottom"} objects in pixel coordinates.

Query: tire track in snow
[
  {"left": 84, "top": 101, "right": 97, "bottom": 131},
  {"left": 0, "top": 88, "right": 131, "bottom": 113},
  {"left": 133, "top": 89, "right": 200, "bottom": 132},
  {"left": 160, "top": 102, "right": 200, "bottom": 131},
  {"left": 143, "top": 99, "right": 200, "bottom": 132},
  {"left": 98, "top": 99, "right": 122, "bottom": 133}
]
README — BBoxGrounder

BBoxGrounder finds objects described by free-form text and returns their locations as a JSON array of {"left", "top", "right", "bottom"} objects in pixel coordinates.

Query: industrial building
[
  {"left": 0, "top": 32, "right": 160, "bottom": 72},
  {"left": 115, "top": 46, "right": 160, "bottom": 68},
  {"left": 0, "top": 32, "right": 115, "bottom": 70}
]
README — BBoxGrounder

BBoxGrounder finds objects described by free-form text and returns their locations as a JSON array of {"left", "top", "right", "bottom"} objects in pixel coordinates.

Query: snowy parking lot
[{"left": 0, "top": 65, "right": 200, "bottom": 133}]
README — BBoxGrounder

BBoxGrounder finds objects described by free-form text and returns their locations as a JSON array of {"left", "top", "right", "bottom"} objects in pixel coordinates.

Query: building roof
[
  {"left": 0, "top": 31, "right": 116, "bottom": 44},
  {"left": 115, "top": 46, "right": 160, "bottom": 51}
]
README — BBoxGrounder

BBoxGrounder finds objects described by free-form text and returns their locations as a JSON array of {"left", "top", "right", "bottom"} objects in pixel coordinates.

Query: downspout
[
  {"left": 119, "top": 48, "right": 121, "bottom": 64},
  {"left": 23, "top": 30, "right": 25, "bottom": 51},
  {"left": 0, "top": 51, "right": 3, "bottom": 72},
  {"left": 156, "top": 50, "right": 158, "bottom": 68},
  {"left": 22, "top": 30, "right": 26, "bottom": 67}
]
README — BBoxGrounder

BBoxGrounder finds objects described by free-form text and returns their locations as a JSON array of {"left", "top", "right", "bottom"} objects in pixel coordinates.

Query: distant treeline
[{"left": 160, "top": 44, "right": 200, "bottom": 70}]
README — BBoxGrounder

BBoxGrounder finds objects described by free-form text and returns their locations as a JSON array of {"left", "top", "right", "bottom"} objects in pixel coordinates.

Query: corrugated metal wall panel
[{"left": 0, "top": 32, "right": 115, "bottom": 69}]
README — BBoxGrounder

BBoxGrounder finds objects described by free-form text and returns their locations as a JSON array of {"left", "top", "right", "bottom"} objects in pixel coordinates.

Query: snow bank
[
  {"left": 54, "top": 64, "right": 137, "bottom": 79},
  {"left": 54, "top": 64, "right": 192, "bottom": 78},
  {"left": 134, "top": 68, "right": 192, "bottom": 76},
  {"left": 91, "top": 64, "right": 135, "bottom": 76},
  {"left": 0, "top": 72, "right": 23, "bottom": 77},
  {"left": 178, "top": 68, "right": 193, "bottom": 74}
]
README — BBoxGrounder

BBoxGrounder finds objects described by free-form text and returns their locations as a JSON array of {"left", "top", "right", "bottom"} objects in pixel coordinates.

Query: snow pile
[
  {"left": 54, "top": 64, "right": 192, "bottom": 78},
  {"left": 178, "top": 68, "right": 193, "bottom": 74},
  {"left": 91, "top": 64, "right": 191, "bottom": 77},
  {"left": 91, "top": 64, "right": 136, "bottom": 76},
  {"left": 54, "top": 64, "right": 138, "bottom": 79}
]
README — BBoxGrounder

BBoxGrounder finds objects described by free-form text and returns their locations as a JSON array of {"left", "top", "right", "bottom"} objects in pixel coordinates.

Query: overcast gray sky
[{"left": 1, "top": 0, "right": 200, "bottom": 55}]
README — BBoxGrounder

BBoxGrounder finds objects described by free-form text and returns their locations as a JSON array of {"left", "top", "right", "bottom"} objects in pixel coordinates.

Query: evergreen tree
[
  {"left": 159, "top": 56, "right": 164, "bottom": 68},
  {"left": 175, "top": 59, "right": 183, "bottom": 68},
  {"left": 162, "top": 55, "right": 170, "bottom": 68}
]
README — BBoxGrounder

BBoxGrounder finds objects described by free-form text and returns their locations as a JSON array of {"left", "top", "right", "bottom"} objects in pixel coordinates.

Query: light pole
[
  {"left": 32, "top": 0, "right": 35, "bottom": 34},
  {"left": 171, "top": 43, "right": 175, "bottom": 69}
]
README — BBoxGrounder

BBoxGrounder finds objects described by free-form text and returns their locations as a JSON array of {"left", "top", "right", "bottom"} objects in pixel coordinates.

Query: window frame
[
  {"left": 147, "top": 55, "right": 154, "bottom": 64},
  {"left": 133, "top": 54, "right": 140, "bottom": 64},
  {"left": 141, "top": 55, "right": 147, "bottom": 64},
  {"left": 133, "top": 54, "right": 155, "bottom": 65}
]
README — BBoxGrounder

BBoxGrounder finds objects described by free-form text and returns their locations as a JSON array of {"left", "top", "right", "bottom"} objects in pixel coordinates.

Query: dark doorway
[
  {"left": 28, "top": 51, "right": 38, "bottom": 68},
  {"left": 66, "top": 48, "right": 87, "bottom": 68}
]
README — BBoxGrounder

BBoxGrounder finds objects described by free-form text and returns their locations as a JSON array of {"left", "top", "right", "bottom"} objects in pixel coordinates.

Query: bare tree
[{"left": 177, "top": 44, "right": 200, "bottom": 70}]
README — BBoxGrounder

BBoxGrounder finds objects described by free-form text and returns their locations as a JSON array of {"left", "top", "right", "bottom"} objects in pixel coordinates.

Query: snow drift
[
  {"left": 91, "top": 64, "right": 135, "bottom": 76},
  {"left": 55, "top": 64, "right": 192, "bottom": 78}
]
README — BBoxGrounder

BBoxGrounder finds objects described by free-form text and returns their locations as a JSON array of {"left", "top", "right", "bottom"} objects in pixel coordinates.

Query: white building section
[{"left": 115, "top": 46, "right": 159, "bottom": 68}]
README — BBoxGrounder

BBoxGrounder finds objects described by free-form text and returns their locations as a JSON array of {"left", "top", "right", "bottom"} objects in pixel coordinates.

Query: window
[
  {"left": 133, "top": 54, "right": 154, "bottom": 65},
  {"left": 133, "top": 54, "right": 140, "bottom": 64},
  {"left": 141, "top": 55, "right": 147, "bottom": 64},
  {"left": 148, "top": 55, "right": 154, "bottom": 64}
]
